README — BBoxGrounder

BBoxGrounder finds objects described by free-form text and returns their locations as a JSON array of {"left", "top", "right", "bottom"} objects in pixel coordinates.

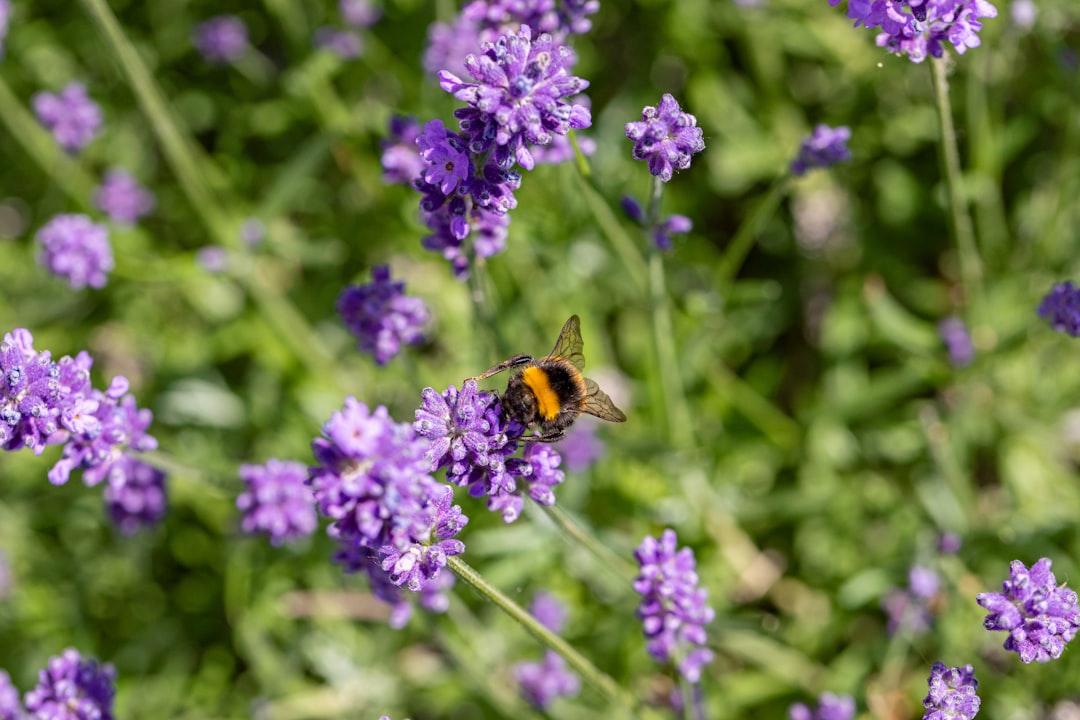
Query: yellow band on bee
[{"left": 521, "top": 366, "right": 561, "bottom": 421}]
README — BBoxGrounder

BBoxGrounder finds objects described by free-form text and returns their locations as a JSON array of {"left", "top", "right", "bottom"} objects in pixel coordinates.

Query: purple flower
[
  {"left": 1, "top": 328, "right": 69, "bottom": 454},
  {"left": 47, "top": 373, "right": 159, "bottom": 488},
  {"left": 240, "top": 218, "right": 265, "bottom": 247},
  {"left": 882, "top": 566, "right": 940, "bottom": 635},
  {"left": 976, "top": 557, "right": 1080, "bottom": 663},
  {"left": 94, "top": 169, "right": 155, "bottom": 226},
  {"left": 341, "top": 0, "right": 380, "bottom": 27},
  {"left": 416, "top": 119, "right": 471, "bottom": 194},
  {"left": 625, "top": 94, "right": 705, "bottom": 183},
  {"left": 621, "top": 196, "right": 693, "bottom": 250},
  {"left": 336, "top": 265, "right": 430, "bottom": 365},
  {"left": 0, "top": 669, "right": 22, "bottom": 720},
  {"left": 193, "top": 15, "right": 248, "bottom": 64},
  {"left": 195, "top": 245, "right": 229, "bottom": 273},
  {"left": 633, "top": 529, "right": 715, "bottom": 682},
  {"left": 103, "top": 456, "right": 168, "bottom": 535},
  {"left": 791, "top": 124, "right": 851, "bottom": 176},
  {"left": 939, "top": 316, "right": 974, "bottom": 367},
  {"left": 380, "top": 116, "right": 426, "bottom": 185},
  {"left": 438, "top": 26, "right": 592, "bottom": 171},
  {"left": 414, "top": 381, "right": 567, "bottom": 523},
  {"left": 308, "top": 398, "right": 467, "bottom": 598},
  {"left": 790, "top": 693, "right": 857, "bottom": 720},
  {"left": 237, "top": 459, "right": 318, "bottom": 546},
  {"left": 514, "top": 651, "right": 580, "bottom": 709},
  {"left": 938, "top": 532, "right": 962, "bottom": 554},
  {"left": 1038, "top": 281, "right": 1080, "bottom": 337},
  {"left": 313, "top": 27, "right": 363, "bottom": 59},
  {"left": 923, "top": 662, "right": 980, "bottom": 720},
  {"left": 828, "top": 1, "right": 998, "bottom": 63},
  {"left": 32, "top": 83, "right": 102, "bottom": 154},
  {"left": 531, "top": 591, "right": 568, "bottom": 633},
  {"left": 35, "top": 214, "right": 113, "bottom": 290},
  {"left": 1010, "top": 0, "right": 1036, "bottom": 28},
  {"left": 24, "top": 648, "right": 116, "bottom": 720}
]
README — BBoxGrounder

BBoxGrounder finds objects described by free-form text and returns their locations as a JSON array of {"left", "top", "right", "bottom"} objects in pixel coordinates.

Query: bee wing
[
  {"left": 546, "top": 314, "right": 586, "bottom": 370},
  {"left": 581, "top": 378, "right": 627, "bottom": 423}
]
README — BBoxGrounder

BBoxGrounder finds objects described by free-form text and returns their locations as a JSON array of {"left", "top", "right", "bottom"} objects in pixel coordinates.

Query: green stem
[
  {"left": 540, "top": 505, "right": 637, "bottom": 582},
  {"left": 0, "top": 77, "right": 96, "bottom": 209},
  {"left": 573, "top": 171, "right": 648, "bottom": 294},
  {"left": 644, "top": 178, "right": 694, "bottom": 449},
  {"left": 931, "top": 57, "right": 982, "bottom": 305},
  {"left": 715, "top": 177, "right": 789, "bottom": 287},
  {"left": 446, "top": 556, "right": 649, "bottom": 717}
]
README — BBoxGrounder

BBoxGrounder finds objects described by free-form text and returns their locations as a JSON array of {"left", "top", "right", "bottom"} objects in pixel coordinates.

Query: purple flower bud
[
  {"left": 923, "top": 662, "right": 980, "bottom": 720},
  {"left": 240, "top": 218, "right": 265, "bottom": 247},
  {"left": 94, "top": 169, "right": 155, "bottom": 226},
  {"left": 1038, "top": 281, "right": 1080, "bottom": 337},
  {"left": 196, "top": 245, "right": 229, "bottom": 273},
  {"left": 790, "top": 693, "right": 857, "bottom": 720},
  {"left": 32, "top": 82, "right": 103, "bottom": 154},
  {"left": 103, "top": 456, "right": 168, "bottom": 535},
  {"left": 35, "top": 214, "right": 112, "bottom": 290},
  {"left": 939, "top": 316, "right": 975, "bottom": 367},
  {"left": 313, "top": 27, "right": 363, "bottom": 59},
  {"left": 238, "top": 459, "right": 318, "bottom": 546},
  {"left": 340, "top": 0, "right": 380, "bottom": 27},
  {"left": 625, "top": 94, "right": 705, "bottom": 183},
  {"left": 24, "top": 648, "right": 116, "bottom": 720},
  {"left": 0, "top": 669, "right": 22, "bottom": 720},
  {"left": 0, "top": 0, "right": 10, "bottom": 59},
  {"left": 791, "top": 124, "right": 851, "bottom": 176},
  {"left": 976, "top": 558, "right": 1080, "bottom": 663},
  {"left": 633, "top": 529, "right": 715, "bottom": 682},
  {"left": 514, "top": 650, "right": 581, "bottom": 709},
  {"left": 193, "top": 15, "right": 248, "bottom": 64},
  {"left": 381, "top": 116, "right": 426, "bottom": 185},
  {"left": 337, "top": 265, "right": 430, "bottom": 365}
]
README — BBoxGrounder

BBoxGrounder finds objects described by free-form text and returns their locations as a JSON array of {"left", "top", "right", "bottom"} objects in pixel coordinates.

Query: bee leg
[
  {"left": 466, "top": 354, "right": 533, "bottom": 382},
  {"left": 534, "top": 429, "right": 566, "bottom": 444}
]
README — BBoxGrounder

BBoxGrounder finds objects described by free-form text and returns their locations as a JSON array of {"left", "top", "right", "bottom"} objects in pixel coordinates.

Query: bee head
[{"left": 501, "top": 384, "right": 539, "bottom": 425}]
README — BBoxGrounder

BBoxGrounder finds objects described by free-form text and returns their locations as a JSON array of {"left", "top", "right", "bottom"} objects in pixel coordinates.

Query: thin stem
[
  {"left": 573, "top": 171, "right": 649, "bottom": 294},
  {"left": 645, "top": 177, "right": 694, "bottom": 449},
  {"left": 931, "top": 57, "right": 982, "bottom": 305},
  {"left": 715, "top": 177, "right": 789, "bottom": 287},
  {"left": 539, "top": 505, "right": 637, "bottom": 582},
  {"left": 447, "top": 556, "right": 651, "bottom": 717}
]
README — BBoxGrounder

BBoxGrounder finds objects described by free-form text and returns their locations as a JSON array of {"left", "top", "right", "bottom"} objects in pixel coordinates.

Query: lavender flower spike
[
  {"left": 923, "top": 662, "right": 980, "bottom": 720},
  {"left": 337, "top": 265, "right": 430, "bottom": 365},
  {"left": 95, "top": 169, "right": 156, "bottom": 226},
  {"left": 625, "top": 94, "right": 705, "bottom": 182},
  {"left": 513, "top": 594, "right": 581, "bottom": 709},
  {"left": 104, "top": 456, "right": 168, "bottom": 535},
  {"left": 976, "top": 557, "right": 1080, "bottom": 663},
  {"left": 35, "top": 214, "right": 113, "bottom": 290},
  {"left": 791, "top": 124, "right": 851, "bottom": 176},
  {"left": 24, "top": 648, "right": 116, "bottom": 720},
  {"left": 633, "top": 529, "right": 715, "bottom": 681},
  {"left": 193, "top": 15, "right": 248, "bottom": 64},
  {"left": 1038, "top": 281, "right": 1080, "bottom": 337},
  {"left": 32, "top": 82, "right": 103, "bottom": 154},
  {"left": 238, "top": 459, "right": 317, "bottom": 546},
  {"left": 0, "top": 669, "right": 23, "bottom": 720}
]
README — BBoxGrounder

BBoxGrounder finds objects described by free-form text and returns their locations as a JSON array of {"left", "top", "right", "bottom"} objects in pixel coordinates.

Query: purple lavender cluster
[
  {"left": 337, "top": 265, "right": 430, "bottom": 365},
  {"left": 386, "top": 22, "right": 591, "bottom": 278},
  {"left": 94, "top": 169, "right": 155, "bottom": 226},
  {"left": 32, "top": 82, "right": 102, "bottom": 154},
  {"left": 827, "top": 0, "right": 999, "bottom": 63},
  {"left": 307, "top": 398, "right": 466, "bottom": 623},
  {"left": 193, "top": 15, "right": 248, "bottom": 64},
  {"left": 424, "top": 0, "right": 600, "bottom": 77},
  {"left": 413, "top": 381, "right": 567, "bottom": 523},
  {"left": 923, "top": 662, "right": 980, "bottom": 720},
  {"left": 976, "top": 557, "right": 1080, "bottom": 663},
  {"left": 237, "top": 459, "right": 318, "bottom": 546},
  {"left": 625, "top": 94, "right": 705, "bottom": 183},
  {"left": 633, "top": 529, "right": 715, "bottom": 682},
  {"left": 789, "top": 692, "right": 857, "bottom": 720},
  {"left": 1037, "top": 281, "right": 1080, "bottom": 337},
  {"left": 621, "top": 196, "right": 693, "bottom": 251},
  {"left": 939, "top": 316, "right": 975, "bottom": 367},
  {"left": 512, "top": 593, "right": 581, "bottom": 709},
  {"left": 34, "top": 214, "right": 113, "bottom": 290},
  {"left": 1, "top": 648, "right": 118, "bottom": 720},
  {"left": 1, "top": 328, "right": 166, "bottom": 534},
  {"left": 790, "top": 124, "right": 852, "bottom": 176}
]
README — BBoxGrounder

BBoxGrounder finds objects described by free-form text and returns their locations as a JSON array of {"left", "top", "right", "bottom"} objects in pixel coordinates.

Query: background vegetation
[{"left": 1, "top": 0, "right": 1080, "bottom": 718}]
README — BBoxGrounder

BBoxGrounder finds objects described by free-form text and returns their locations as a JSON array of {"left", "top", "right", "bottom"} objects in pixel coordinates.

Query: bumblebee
[{"left": 469, "top": 315, "right": 627, "bottom": 443}]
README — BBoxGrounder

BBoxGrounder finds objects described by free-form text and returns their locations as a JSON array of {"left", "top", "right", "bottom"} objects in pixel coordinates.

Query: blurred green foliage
[{"left": 2, "top": 0, "right": 1080, "bottom": 718}]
